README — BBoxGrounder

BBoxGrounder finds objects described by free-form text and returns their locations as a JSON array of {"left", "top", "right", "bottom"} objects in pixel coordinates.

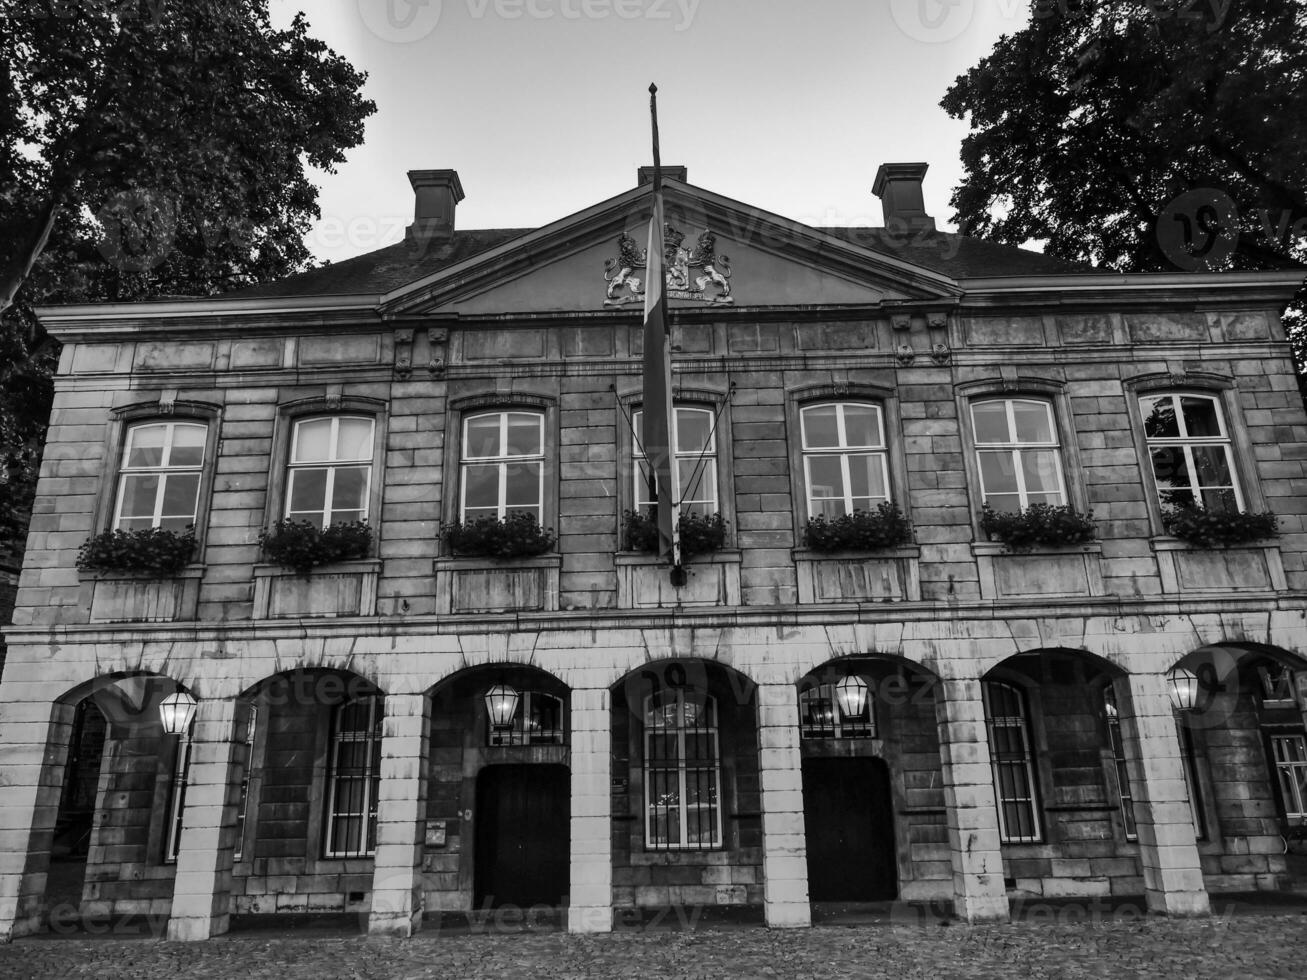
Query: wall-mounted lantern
[
  {"left": 1167, "top": 667, "right": 1199, "bottom": 712},
  {"left": 484, "top": 683, "right": 520, "bottom": 730},
  {"left": 835, "top": 675, "right": 869, "bottom": 718},
  {"left": 159, "top": 691, "right": 197, "bottom": 735}
]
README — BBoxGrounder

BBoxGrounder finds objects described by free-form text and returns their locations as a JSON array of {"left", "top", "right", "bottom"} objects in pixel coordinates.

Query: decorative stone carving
[
  {"left": 603, "top": 225, "right": 733, "bottom": 307},
  {"left": 895, "top": 344, "right": 916, "bottom": 366},
  {"left": 394, "top": 328, "right": 414, "bottom": 379},
  {"left": 427, "top": 326, "right": 449, "bottom": 376},
  {"left": 931, "top": 343, "right": 951, "bottom": 365},
  {"left": 891, "top": 314, "right": 912, "bottom": 332}
]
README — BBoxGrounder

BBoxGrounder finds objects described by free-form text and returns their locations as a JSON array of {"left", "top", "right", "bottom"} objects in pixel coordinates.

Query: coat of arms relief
[{"left": 603, "top": 225, "right": 734, "bottom": 307}]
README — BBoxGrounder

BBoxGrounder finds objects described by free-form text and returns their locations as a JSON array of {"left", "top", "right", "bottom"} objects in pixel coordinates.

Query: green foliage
[
  {"left": 0, "top": 1, "right": 375, "bottom": 562},
  {"left": 980, "top": 503, "right": 1097, "bottom": 551},
  {"left": 622, "top": 509, "right": 728, "bottom": 558},
  {"left": 76, "top": 525, "right": 196, "bottom": 575},
  {"left": 259, "top": 519, "right": 372, "bottom": 574},
  {"left": 1162, "top": 504, "right": 1278, "bottom": 548},
  {"left": 803, "top": 503, "right": 912, "bottom": 553},
  {"left": 442, "top": 513, "right": 556, "bottom": 559}
]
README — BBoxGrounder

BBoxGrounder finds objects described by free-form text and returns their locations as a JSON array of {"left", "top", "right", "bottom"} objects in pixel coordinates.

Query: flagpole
[{"left": 642, "top": 84, "right": 684, "bottom": 585}]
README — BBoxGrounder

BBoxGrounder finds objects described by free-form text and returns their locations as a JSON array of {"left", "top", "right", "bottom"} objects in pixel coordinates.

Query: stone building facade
[{"left": 2, "top": 164, "right": 1306, "bottom": 941}]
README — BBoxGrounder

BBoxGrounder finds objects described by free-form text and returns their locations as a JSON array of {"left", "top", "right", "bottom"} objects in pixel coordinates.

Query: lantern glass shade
[
  {"left": 834, "top": 675, "right": 869, "bottom": 718},
  {"left": 484, "top": 683, "right": 520, "bottom": 730},
  {"left": 159, "top": 691, "right": 197, "bottom": 735},
  {"left": 1167, "top": 667, "right": 1199, "bottom": 712}
]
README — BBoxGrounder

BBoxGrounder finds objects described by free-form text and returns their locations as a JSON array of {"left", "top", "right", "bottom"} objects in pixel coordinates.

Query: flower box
[
  {"left": 82, "top": 567, "right": 203, "bottom": 623},
  {"left": 253, "top": 560, "right": 380, "bottom": 619},
  {"left": 433, "top": 555, "right": 561, "bottom": 615}
]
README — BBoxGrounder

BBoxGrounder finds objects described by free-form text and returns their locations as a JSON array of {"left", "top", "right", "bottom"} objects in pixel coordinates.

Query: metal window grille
[
  {"left": 286, "top": 416, "right": 374, "bottom": 528},
  {"left": 1102, "top": 685, "right": 1137, "bottom": 840},
  {"left": 983, "top": 681, "right": 1042, "bottom": 842},
  {"left": 799, "top": 402, "right": 890, "bottom": 518},
  {"left": 460, "top": 410, "right": 545, "bottom": 522},
  {"left": 487, "top": 692, "right": 566, "bottom": 746},
  {"left": 1270, "top": 733, "right": 1307, "bottom": 824},
  {"left": 164, "top": 722, "right": 194, "bottom": 863},
  {"left": 798, "top": 683, "right": 876, "bottom": 739},
  {"left": 971, "top": 398, "right": 1067, "bottom": 512},
  {"left": 643, "top": 690, "right": 721, "bottom": 850},
  {"left": 324, "top": 695, "right": 384, "bottom": 858},
  {"left": 233, "top": 704, "right": 257, "bottom": 862},
  {"left": 114, "top": 421, "right": 208, "bottom": 532}
]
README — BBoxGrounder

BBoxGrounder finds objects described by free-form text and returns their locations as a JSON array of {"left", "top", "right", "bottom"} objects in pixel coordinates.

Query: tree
[
  {"left": 0, "top": 1, "right": 375, "bottom": 558},
  {"left": 942, "top": 0, "right": 1307, "bottom": 277}
]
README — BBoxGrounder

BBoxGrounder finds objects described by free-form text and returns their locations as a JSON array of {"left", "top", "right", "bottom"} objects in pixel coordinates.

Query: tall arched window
[
  {"left": 971, "top": 398, "right": 1065, "bottom": 512},
  {"left": 799, "top": 402, "right": 890, "bottom": 518},
  {"left": 643, "top": 690, "right": 721, "bottom": 849},
  {"left": 324, "top": 694, "right": 384, "bottom": 858},
  {"left": 983, "top": 680, "right": 1041, "bottom": 842},
  {"left": 287, "top": 416, "right": 375, "bottom": 527},
  {"left": 1101, "top": 685, "right": 1137, "bottom": 841},
  {"left": 114, "top": 421, "right": 208, "bottom": 531},
  {"left": 1139, "top": 392, "right": 1242, "bottom": 513},
  {"left": 460, "top": 410, "right": 545, "bottom": 522}
]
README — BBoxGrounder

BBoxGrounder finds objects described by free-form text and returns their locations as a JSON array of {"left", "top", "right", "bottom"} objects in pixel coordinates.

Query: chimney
[
  {"left": 873, "top": 162, "right": 936, "bottom": 231},
  {"left": 638, "top": 165, "right": 688, "bottom": 185},
  {"left": 406, "top": 169, "right": 464, "bottom": 245}
]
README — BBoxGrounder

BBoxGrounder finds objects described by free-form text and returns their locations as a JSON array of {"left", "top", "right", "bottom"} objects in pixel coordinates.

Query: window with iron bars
[
  {"left": 487, "top": 691, "right": 565, "bottom": 746},
  {"left": 324, "top": 695, "right": 383, "bottom": 858},
  {"left": 643, "top": 690, "right": 721, "bottom": 850},
  {"left": 798, "top": 683, "right": 876, "bottom": 739}
]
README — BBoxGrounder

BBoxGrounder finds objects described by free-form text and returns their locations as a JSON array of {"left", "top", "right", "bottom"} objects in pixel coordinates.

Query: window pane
[
  {"left": 1190, "top": 446, "right": 1233, "bottom": 488},
  {"left": 168, "top": 424, "right": 207, "bottom": 467},
  {"left": 632, "top": 411, "right": 644, "bottom": 452},
  {"left": 288, "top": 469, "right": 328, "bottom": 516},
  {"left": 1180, "top": 396, "right": 1222, "bottom": 438},
  {"left": 842, "top": 404, "right": 881, "bottom": 448},
  {"left": 1021, "top": 450, "right": 1062, "bottom": 497},
  {"left": 848, "top": 454, "right": 888, "bottom": 505},
  {"left": 160, "top": 474, "right": 200, "bottom": 521},
  {"left": 125, "top": 424, "right": 167, "bottom": 468},
  {"left": 802, "top": 405, "right": 840, "bottom": 449},
  {"left": 504, "top": 461, "right": 542, "bottom": 509},
  {"left": 335, "top": 418, "right": 374, "bottom": 461},
  {"left": 979, "top": 452, "right": 1019, "bottom": 495},
  {"left": 806, "top": 456, "right": 845, "bottom": 503},
  {"left": 505, "top": 413, "right": 542, "bottom": 456},
  {"left": 293, "top": 419, "right": 334, "bottom": 463},
  {"left": 465, "top": 415, "right": 502, "bottom": 458},
  {"left": 972, "top": 402, "right": 1011, "bottom": 444},
  {"left": 462, "top": 464, "right": 500, "bottom": 512},
  {"left": 331, "top": 467, "right": 369, "bottom": 516},
  {"left": 1142, "top": 396, "right": 1179, "bottom": 438},
  {"left": 677, "top": 457, "right": 715, "bottom": 508},
  {"left": 677, "top": 409, "right": 713, "bottom": 454},
  {"left": 1012, "top": 402, "right": 1054, "bottom": 444},
  {"left": 118, "top": 474, "right": 159, "bottom": 521}
]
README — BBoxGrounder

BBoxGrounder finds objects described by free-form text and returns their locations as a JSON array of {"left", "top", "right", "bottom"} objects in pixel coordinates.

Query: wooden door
[
  {"left": 474, "top": 763, "right": 570, "bottom": 908},
  {"left": 801, "top": 756, "right": 898, "bottom": 901}
]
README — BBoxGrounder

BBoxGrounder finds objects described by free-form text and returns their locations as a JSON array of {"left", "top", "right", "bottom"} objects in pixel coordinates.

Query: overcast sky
[{"left": 271, "top": 0, "right": 1032, "bottom": 264}]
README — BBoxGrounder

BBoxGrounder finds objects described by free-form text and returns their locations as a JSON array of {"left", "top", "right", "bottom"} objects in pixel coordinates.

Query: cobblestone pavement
[{"left": 3, "top": 911, "right": 1306, "bottom": 980}]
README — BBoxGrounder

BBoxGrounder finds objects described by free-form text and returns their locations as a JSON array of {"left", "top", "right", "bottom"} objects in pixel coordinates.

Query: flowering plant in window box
[
  {"left": 259, "top": 519, "right": 372, "bottom": 575},
  {"left": 622, "top": 509, "right": 728, "bottom": 557},
  {"left": 1162, "top": 503, "right": 1278, "bottom": 548},
  {"left": 979, "top": 503, "right": 1096, "bottom": 550},
  {"left": 76, "top": 525, "right": 197, "bottom": 575},
  {"left": 441, "top": 512, "right": 556, "bottom": 559},
  {"left": 803, "top": 502, "right": 912, "bottom": 553}
]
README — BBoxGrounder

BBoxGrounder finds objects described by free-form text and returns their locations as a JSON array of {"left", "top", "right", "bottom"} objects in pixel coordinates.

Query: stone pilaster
[
  {"left": 757, "top": 682, "right": 810, "bottom": 928},
  {"left": 568, "top": 688, "right": 612, "bottom": 933},
  {"left": 368, "top": 692, "right": 431, "bottom": 937},
  {"left": 167, "top": 697, "right": 247, "bottom": 941},
  {"left": 1118, "top": 674, "right": 1210, "bottom": 916},
  {"left": 934, "top": 676, "right": 1009, "bottom": 923},
  {"left": 0, "top": 696, "right": 73, "bottom": 941}
]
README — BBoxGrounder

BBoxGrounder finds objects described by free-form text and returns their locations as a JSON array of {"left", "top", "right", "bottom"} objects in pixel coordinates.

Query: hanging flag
[{"left": 641, "top": 84, "right": 681, "bottom": 573}]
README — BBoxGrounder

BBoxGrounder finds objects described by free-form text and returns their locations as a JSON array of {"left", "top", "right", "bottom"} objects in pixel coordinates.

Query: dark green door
[
  {"left": 474, "top": 764, "right": 570, "bottom": 908},
  {"left": 801, "top": 756, "right": 898, "bottom": 901}
]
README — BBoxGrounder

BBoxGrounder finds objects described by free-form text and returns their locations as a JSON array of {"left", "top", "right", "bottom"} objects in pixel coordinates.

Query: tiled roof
[{"left": 224, "top": 224, "right": 1093, "bottom": 302}]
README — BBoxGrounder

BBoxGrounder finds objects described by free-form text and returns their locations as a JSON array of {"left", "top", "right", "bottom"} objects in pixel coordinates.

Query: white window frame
[
  {"left": 971, "top": 398, "right": 1067, "bottom": 511},
  {"left": 113, "top": 421, "right": 208, "bottom": 532},
  {"left": 1139, "top": 392, "right": 1244, "bottom": 513},
  {"left": 286, "top": 415, "right": 375, "bottom": 528},
  {"left": 1102, "top": 685, "right": 1137, "bottom": 841},
  {"left": 798, "top": 683, "right": 876, "bottom": 739},
  {"left": 643, "top": 690, "right": 722, "bottom": 850},
  {"left": 323, "top": 695, "right": 383, "bottom": 859},
  {"left": 459, "top": 410, "right": 545, "bottom": 522},
  {"left": 1270, "top": 733, "right": 1307, "bottom": 826},
  {"left": 983, "top": 680, "right": 1042, "bottom": 843},
  {"left": 799, "top": 402, "right": 890, "bottom": 518},
  {"left": 633, "top": 405, "right": 718, "bottom": 516},
  {"left": 487, "top": 691, "right": 566, "bottom": 747}
]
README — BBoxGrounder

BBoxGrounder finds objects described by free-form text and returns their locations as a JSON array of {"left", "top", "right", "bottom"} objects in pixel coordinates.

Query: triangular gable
[{"left": 381, "top": 181, "right": 960, "bottom": 317}]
